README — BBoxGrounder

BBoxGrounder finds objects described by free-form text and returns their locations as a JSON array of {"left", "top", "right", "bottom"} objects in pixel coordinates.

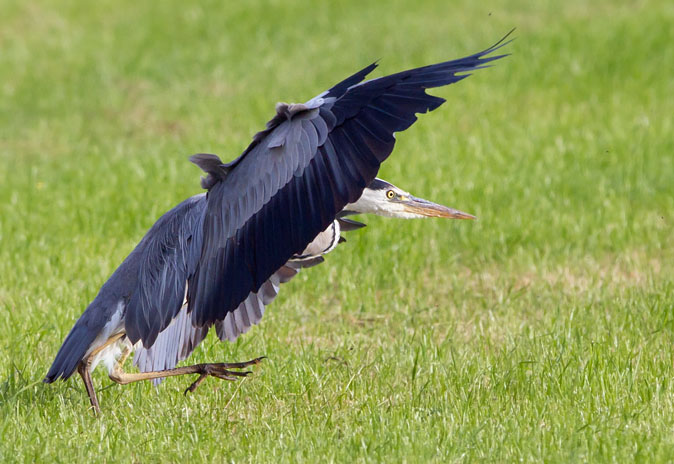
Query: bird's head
[{"left": 344, "top": 178, "right": 476, "bottom": 220}]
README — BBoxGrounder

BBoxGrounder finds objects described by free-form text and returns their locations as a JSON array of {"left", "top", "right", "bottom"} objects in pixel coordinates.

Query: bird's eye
[{"left": 386, "top": 190, "right": 395, "bottom": 199}]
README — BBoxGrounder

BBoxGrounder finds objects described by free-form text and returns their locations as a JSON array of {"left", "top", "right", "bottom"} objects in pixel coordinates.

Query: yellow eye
[{"left": 386, "top": 190, "right": 395, "bottom": 199}]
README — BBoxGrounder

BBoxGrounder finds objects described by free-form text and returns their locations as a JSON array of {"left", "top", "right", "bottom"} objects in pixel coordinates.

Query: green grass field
[{"left": 1, "top": 0, "right": 673, "bottom": 462}]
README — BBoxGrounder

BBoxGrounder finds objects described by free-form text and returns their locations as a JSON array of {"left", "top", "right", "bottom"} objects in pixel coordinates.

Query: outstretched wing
[{"left": 187, "top": 35, "right": 511, "bottom": 330}]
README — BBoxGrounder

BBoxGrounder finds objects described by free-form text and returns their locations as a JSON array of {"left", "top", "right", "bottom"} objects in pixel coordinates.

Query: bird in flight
[{"left": 44, "top": 33, "right": 511, "bottom": 413}]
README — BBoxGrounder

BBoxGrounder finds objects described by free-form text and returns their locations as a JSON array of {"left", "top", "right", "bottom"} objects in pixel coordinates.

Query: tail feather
[{"left": 44, "top": 322, "right": 98, "bottom": 383}]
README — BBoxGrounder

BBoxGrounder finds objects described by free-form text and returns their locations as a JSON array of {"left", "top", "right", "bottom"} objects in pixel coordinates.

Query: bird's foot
[{"left": 184, "top": 357, "right": 266, "bottom": 395}]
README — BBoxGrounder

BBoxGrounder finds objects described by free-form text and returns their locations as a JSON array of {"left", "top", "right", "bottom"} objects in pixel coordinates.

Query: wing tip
[
  {"left": 326, "top": 61, "right": 380, "bottom": 99},
  {"left": 479, "top": 28, "right": 517, "bottom": 58}
]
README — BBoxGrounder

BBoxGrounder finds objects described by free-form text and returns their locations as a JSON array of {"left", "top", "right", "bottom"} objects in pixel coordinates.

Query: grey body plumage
[{"left": 44, "top": 33, "right": 510, "bottom": 412}]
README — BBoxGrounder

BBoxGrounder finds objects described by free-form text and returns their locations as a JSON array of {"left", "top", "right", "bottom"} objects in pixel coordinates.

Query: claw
[
  {"left": 220, "top": 370, "right": 252, "bottom": 377},
  {"left": 184, "top": 373, "right": 208, "bottom": 395}
]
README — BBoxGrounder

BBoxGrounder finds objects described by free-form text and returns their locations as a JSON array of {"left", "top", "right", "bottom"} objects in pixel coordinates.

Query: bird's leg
[
  {"left": 76, "top": 334, "right": 126, "bottom": 415},
  {"left": 77, "top": 360, "right": 100, "bottom": 415},
  {"left": 108, "top": 357, "right": 265, "bottom": 394}
]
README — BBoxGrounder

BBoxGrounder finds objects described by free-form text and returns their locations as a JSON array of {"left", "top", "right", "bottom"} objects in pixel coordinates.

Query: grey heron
[{"left": 44, "top": 34, "right": 510, "bottom": 413}]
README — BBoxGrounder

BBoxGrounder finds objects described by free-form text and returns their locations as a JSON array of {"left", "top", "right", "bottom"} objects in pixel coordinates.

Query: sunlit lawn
[{"left": 1, "top": 0, "right": 673, "bottom": 462}]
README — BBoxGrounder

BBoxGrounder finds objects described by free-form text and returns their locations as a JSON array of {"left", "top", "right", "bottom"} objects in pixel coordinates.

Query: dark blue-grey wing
[
  {"left": 124, "top": 194, "right": 206, "bottom": 347},
  {"left": 132, "top": 260, "right": 311, "bottom": 383},
  {"left": 187, "top": 103, "right": 333, "bottom": 325},
  {"left": 189, "top": 35, "right": 510, "bottom": 327},
  {"left": 213, "top": 259, "right": 324, "bottom": 342}
]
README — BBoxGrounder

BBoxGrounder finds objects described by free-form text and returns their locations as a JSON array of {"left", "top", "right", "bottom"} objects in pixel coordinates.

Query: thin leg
[
  {"left": 78, "top": 362, "right": 100, "bottom": 415},
  {"left": 75, "top": 333, "right": 126, "bottom": 415},
  {"left": 109, "top": 357, "right": 265, "bottom": 393}
]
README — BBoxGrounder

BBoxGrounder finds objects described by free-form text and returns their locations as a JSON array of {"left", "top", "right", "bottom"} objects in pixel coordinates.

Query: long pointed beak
[{"left": 401, "top": 195, "right": 476, "bottom": 219}]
